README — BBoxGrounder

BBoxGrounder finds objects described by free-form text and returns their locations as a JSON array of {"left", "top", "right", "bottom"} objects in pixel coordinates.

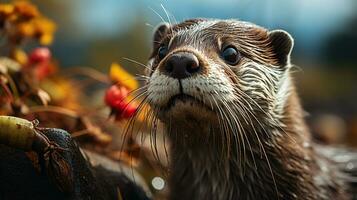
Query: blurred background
[
  {"left": 28, "top": 0, "right": 357, "bottom": 146},
  {"left": 1, "top": 0, "right": 356, "bottom": 198}
]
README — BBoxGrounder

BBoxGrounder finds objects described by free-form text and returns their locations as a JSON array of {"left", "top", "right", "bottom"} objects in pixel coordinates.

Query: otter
[{"left": 138, "top": 19, "right": 354, "bottom": 200}]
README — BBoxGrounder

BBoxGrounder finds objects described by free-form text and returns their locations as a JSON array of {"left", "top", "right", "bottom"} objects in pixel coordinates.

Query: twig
[
  {"left": 71, "top": 129, "right": 89, "bottom": 138},
  {"left": 28, "top": 105, "right": 79, "bottom": 118},
  {"left": 61, "top": 67, "right": 111, "bottom": 84}
]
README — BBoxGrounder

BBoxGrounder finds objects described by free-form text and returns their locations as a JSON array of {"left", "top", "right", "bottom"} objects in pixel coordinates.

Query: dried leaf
[
  {"left": 0, "top": 63, "right": 8, "bottom": 74},
  {"left": 0, "top": 57, "right": 21, "bottom": 73},
  {"left": 43, "top": 145, "right": 74, "bottom": 193},
  {"left": 25, "top": 151, "right": 41, "bottom": 172},
  {"left": 0, "top": 75, "right": 8, "bottom": 84},
  {"left": 80, "top": 117, "right": 112, "bottom": 146},
  {"left": 37, "top": 88, "right": 51, "bottom": 106}
]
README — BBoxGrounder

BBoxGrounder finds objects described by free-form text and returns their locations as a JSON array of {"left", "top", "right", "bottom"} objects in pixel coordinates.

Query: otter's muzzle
[{"left": 163, "top": 52, "right": 201, "bottom": 79}]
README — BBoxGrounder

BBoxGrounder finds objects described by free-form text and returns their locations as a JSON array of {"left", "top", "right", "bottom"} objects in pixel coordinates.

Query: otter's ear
[
  {"left": 153, "top": 22, "right": 170, "bottom": 47},
  {"left": 268, "top": 30, "right": 294, "bottom": 66}
]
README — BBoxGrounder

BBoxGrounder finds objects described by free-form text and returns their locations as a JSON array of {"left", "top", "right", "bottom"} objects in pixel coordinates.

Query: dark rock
[{"left": 0, "top": 128, "right": 151, "bottom": 200}]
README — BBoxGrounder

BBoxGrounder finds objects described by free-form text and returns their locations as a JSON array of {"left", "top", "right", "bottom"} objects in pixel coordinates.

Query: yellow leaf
[
  {"left": 109, "top": 62, "right": 138, "bottom": 91},
  {"left": 17, "top": 22, "right": 35, "bottom": 37},
  {"left": 33, "top": 17, "right": 56, "bottom": 45},
  {"left": 39, "top": 33, "right": 53, "bottom": 45},
  {"left": 0, "top": 4, "right": 14, "bottom": 16},
  {"left": 12, "top": 48, "right": 28, "bottom": 65},
  {"left": 40, "top": 78, "right": 80, "bottom": 110},
  {"left": 13, "top": 1, "right": 40, "bottom": 18}
]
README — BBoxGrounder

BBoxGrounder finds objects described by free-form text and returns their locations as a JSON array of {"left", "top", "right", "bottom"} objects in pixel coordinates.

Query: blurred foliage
[
  {"left": 0, "top": 1, "right": 56, "bottom": 55},
  {"left": 0, "top": 1, "right": 167, "bottom": 198}
]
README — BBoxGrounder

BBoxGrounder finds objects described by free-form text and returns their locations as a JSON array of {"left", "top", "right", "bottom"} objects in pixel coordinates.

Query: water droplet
[
  {"left": 321, "top": 165, "right": 328, "bottom": 172},
  {"left": 152, "top": 176, "right": 165, "bottom": 190},
  {"left": 346, "top": 162, "right": 354, "bottom": 171},
  {"left": 303, "top": 142, "right": 310, "bottom": 148}
]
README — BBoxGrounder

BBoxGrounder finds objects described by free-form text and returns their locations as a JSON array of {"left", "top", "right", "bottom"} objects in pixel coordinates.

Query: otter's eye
[
  {"left": 158, "top": 46, "right": 168, "bottom": 60},
  {"left": 221, "top": 46, "right": 241, "bottom": 65}
]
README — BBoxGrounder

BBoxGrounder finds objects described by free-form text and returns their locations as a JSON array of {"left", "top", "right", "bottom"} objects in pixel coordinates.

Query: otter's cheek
[
  {"left": 147, "top": 71, "right": 180, "bottom": 107},
  {"left": 181, "top": 63, "right": 236, "bottom": 106},
  {"left": 237, "top": 62, "right": 284, "bottom": 113}
]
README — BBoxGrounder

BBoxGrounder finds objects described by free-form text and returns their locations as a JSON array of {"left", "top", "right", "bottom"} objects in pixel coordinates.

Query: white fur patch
[
  {"left": 147, "top": 58, "right": 235, "bottom": 109},
  {"left": 181, "top": 59, "right": 236, "bottom": 106},
  {"left": 274, "top": 69, "right": 292, "bottom": 114},
  {"left": 147, "top": 70, "right": 180, "bottom": 106},
  {"left": 238, "top": 61, "right": 290, "bottom": 118}
]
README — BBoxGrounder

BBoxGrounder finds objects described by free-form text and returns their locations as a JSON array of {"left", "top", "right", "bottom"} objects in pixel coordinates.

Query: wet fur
[{"left": 132, "top": 19, "right": 350, "bottom": 200}]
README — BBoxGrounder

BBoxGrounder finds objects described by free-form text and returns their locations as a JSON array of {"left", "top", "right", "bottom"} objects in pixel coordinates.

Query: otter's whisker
[
  {"left": 236, "top": 88, "right": 297, "bottom": 145},
  {"left": 160, "top": 4, "right": 172, "bottom": 27},
  {"left": 148, "top": 6, "right": 167, "bottom": 24},
  {"left": 145, "top": 23, "right": 154, "bottom": 29},
  {"left": 232, "top": 92, "right": 280, "bottom": 198},
  {"left": 208, "top": 94, "right": 230, "bottom": 163},
  {"left": 229, "top": 99, "right": 258, "bottom": 171},
  {"left": 122, "top": 57, "right": 152, "bottom": 72},
  {"left": 210, "top": 93, "right": 239, "bottom": 176}
]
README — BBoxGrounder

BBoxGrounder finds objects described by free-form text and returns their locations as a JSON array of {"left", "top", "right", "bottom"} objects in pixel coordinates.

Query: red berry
[
  {"left": 35, "top": 62, "right": 51, "bottom": 80},
  {"left": 122, "top": 104, "right": 137, "bottom": 118},
  {"left": 115, "top": 104, "right": 137, "bottom": 120},
  {"left": 105, "top": 85, "right": 137, "bottom": 120},
  {"left": 105, "top": 85, "right": 129, "bottom": 110},
  {"left": 29, "top": 47, "right": 51, "bottom": 64}
]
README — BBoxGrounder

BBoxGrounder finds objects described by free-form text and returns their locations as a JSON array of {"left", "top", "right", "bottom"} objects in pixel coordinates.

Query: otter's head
[{"left": 145, "top": 19, "right": 293, "bottom": 128}]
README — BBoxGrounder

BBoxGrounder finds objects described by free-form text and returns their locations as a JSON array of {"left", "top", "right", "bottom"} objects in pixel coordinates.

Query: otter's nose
[{"left": 164, "top": 52, "right": 200, "bottom": 79}]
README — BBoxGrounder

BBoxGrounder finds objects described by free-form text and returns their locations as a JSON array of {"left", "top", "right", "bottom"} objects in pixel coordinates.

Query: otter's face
[{"left": 146, "top": 19, "right": 293, "bottom": 125}]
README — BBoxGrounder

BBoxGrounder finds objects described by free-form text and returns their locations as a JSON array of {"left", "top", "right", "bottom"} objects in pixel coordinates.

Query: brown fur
[
  {"left": 143, "top": 19, "right": 350, "bottom": 200},
  {"left": 165, "top": 83, "right": 347, "bottom": 200}
]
